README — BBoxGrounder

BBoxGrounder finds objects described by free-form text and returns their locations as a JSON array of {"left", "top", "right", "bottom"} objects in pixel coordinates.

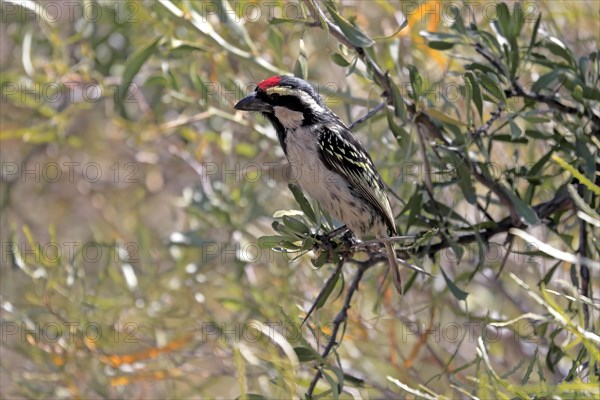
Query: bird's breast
[{"left": 284, "top": 128, "right": 387, "bottom": 237}]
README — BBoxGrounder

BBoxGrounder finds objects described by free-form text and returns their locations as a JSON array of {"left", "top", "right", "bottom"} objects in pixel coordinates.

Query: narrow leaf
[
  {"left": 316, "top": 266, "right": 342, "bottom": 309},
  {"left": 407, "top": 65, "right": 423, "bottom": 100},
  {"left": 427, "top": 108, "right": 467, "bottom": 127},
  {"left": 504, "top": 189, "right": 540, "bottom": 226},
  {"left": 116, "top": 36, "right": 161, "bottom": 110},
  {"left": 427, "top": 40, "right": 455, "bottom": 50},
  {"left": 282, "top": 215, "right": 310, "bottom": 235},
  {"left": 331, "top": 53, "right": 350, "bottom": 67},
  {"left": 294, "top": 38, "right": 308, "bottom": 80},
  {"left": 288, "top": 184, "right": 316, "bottom": 223},
  {"left": 441, "top": 268, "right": 469, "bottom": 301},
  {"left": 552, "top": 154, "right": 600, "bottom": 195},
  {"left": 324, "top": 3, "right": 375, "bottom": 48}
]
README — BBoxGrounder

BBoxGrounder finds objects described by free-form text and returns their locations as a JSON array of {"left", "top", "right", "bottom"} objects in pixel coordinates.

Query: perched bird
[{"left": 235, "top": 75, "right": 402, "bottom": 294}]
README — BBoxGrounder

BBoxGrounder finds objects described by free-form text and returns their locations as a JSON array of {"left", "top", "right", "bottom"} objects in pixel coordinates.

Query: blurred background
[{"left": 1, "top": 0, "right": 598, "bottom": 398}]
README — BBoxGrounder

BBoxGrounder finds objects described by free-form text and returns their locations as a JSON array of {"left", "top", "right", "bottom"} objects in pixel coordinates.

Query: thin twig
[
  {"left": 301, "top": 260, "right": 344, "bottom": 328},
  {"left": 577, "top": 183, "right": 590, "bottom": 328},
  {"left": 306, "top": 262, "right": 368, "bottom": 397},
  {"left": 474, "top": 43, "right": 506, "bottom": 76},
  {"left": 348, "top": 101, "right": 386, "bottom": 130},
  {"left": 471, "top": 164, "right": 519, "bottom": 224},
  {"left": 495, "top": 235, "right": 514, "bottom": 279},
  {"left": 302, "top": 0, "right": 393, "bottom": 104},
  {"left": 471, "top": 108, "right": 503, "bottom": 139},
  {"left": 417, "top": 190, "right": 572, "bottom": 258}
]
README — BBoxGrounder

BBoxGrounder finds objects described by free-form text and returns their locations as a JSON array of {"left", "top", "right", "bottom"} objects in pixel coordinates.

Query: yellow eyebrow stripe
[{"left": 265, "top": 87, "right": 296, "bottom": 96}]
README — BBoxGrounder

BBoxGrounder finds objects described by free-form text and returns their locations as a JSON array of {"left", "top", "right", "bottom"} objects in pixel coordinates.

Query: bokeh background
[{"left": 1, "top": 0, "right": 598, "bottom": 398}]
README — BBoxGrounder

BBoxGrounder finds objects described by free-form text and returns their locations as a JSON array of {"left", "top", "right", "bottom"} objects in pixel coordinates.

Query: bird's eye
[{"left": 269, "top": 93, "right": 280, "bottom": 101}]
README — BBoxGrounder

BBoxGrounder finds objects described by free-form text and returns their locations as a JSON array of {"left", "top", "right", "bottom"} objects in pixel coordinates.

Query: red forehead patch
[{"left": 257, "top": 76, "right": 282, "bottom": 91}]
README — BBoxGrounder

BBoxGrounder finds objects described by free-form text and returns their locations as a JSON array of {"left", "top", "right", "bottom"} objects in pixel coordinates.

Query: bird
[{"left": 234, "top": 75, "right": 403, "bottom": 294}]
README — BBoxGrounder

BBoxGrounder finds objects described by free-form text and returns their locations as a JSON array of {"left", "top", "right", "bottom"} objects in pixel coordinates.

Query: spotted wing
[{"left": 317, "top": 125, "right": 396, "bottom": 234}]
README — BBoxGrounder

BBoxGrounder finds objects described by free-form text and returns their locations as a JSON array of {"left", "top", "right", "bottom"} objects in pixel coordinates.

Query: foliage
[{"left": 1, "top": 0, "right": 598, "bottom": 398}]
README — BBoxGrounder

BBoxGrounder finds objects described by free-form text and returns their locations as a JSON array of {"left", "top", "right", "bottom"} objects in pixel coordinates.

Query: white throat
[{"left": 273, "top": 106, "right": 304, "bottom": 129}]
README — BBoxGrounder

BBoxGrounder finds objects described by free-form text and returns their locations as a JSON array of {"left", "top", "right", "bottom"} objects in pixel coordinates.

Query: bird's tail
[{"left": 385, "top": 241, "right": 403, "bottom": 295}]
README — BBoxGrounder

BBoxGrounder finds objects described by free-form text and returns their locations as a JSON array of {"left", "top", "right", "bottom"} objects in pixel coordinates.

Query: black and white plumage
[{"left": 234, "top": 75, "right": 402, "bottom": 294}]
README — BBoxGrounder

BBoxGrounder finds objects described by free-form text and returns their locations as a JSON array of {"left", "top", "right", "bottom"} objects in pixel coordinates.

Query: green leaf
[
  {"left": 414, "top": 228, "right": 439, "bottom": 248},
  {"left": 522, "top": 347, "right": 539, "bottom": 384},
  {"left": 509, "top": 36, "right": 520, "bottom": 77},
  {"left": 386, "top": 107, "right": 409, "bottom": 145},
  {"left": 527, "top": 13, "right": 542, "bottom": 53},
  {"left": 478, "top": 73, "right": 506, "bottom": 103},
  {"left": 116, "top": 36, "right": 161, "bottom": 112},
  {"left": 331, "top": 52, "right": 351, "bottom": 67},
  {"left": 465, "top": 72, "right": 483, "bottom": 119},
  {"left": 445, "top": 153, "right": 476, "bottom": 204},
  {"left": 282, "top": 215, "right": 310, "bottom": 235},
  {"left": 427, "top": 108, "right": 467, "bottom": 127},
  {"left": 491, "top": 134, "right": 528, "bottom": 144},
  {"left": 407, "top": 65, "right": 422, "bottom": 100},
  {"left": 510, "top": 2, "right": 525, "bottom": 41},
  {"left": 342, "top": 373, "right": 364, "bottom": 387},
  {"left": 427, "top": 40, "right": 455, "bottom": 50},
  {"left": 169, "top": 39, "right": 206, "bottom": 53},
  {"left": 242, "top": 394, "right": 269, "bottom": 400},
  {"left": 544, "top": 37, "right": 574, "bottom": 66},
  {"left": 495, "top": 3, "right": 511, "bottom": 40},
  {"left": 420, "top": 31, "right": 460, "bottom": 41},
  {"left": 528, "top": 149, "right": 554, "bottom": 178},
  {"left": 504, "top": 189, "right": 540, "bottom": 225},
  {"left": 524, "top": 129, "right": 552, "bottom": 140},
  {"left": 294, "top": 38, "right": 307, "bottom": 80},
  {"left": 552, "top": 154, "right": 600, "bottom": 195},
  {"left": 272, "top": 220, "right": 303, "bottom": 238},
  {"left": 288, "top": 184, "right": 316, "bottom": 223},
  {"left": 328, "top": 366, "right": 345, "bottom": 397},
  {"left": 269, "top": 18, "right": 304, "bottom": 25},
  {"left": 273, "top": 210, "right": 304, "bottom": 218},
  {"left": 315, "top": 266, "right": 342, "bottom": 309},
  {"left": 532, "top": 69, "right": 565, "bottom": 92},
  {"left": 466, "top": 62, "right": 501, "bottom": 78},
  {"left": 322, "top": 369, "right": 340, "bottom": 399},
  {"left": 267, "top": 26, "right": 283, "bottom": 56},
  {"left": 324, "top": 3, "right": 375, "bottom": 48},
  {"left": 567, "top": 184, "right": 600, "bottom": 221},
  {"left": 400, "top": 190, "right": 422, "bottom": 230},
  {"left": 389, "top": 80, "right": 407, "bottom": 120},
  {"left": 441, "top": 267, "right": 469, "bottom": 301},
  {"left": 509, "top": 117, "right": 522, "bottom": 139},
  {"left": 293, "top": 346, "right": 318, "bottom": 362},
  {"left": 464, "top": 80, "right": 473, "bottom": 127},
  {"left": 257, "top": 235, "right": 287, "bottom": 249},
  {"left": 311, "top": 251, "right": 329, "bottom": 268},
  {"left": 539, "top": 261, "right": 562, "bottom": 286}
]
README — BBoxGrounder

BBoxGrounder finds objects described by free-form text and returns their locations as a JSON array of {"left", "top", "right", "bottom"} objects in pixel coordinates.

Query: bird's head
[{"left": 234, "top": 75, "right": 328, "bottom": 130}]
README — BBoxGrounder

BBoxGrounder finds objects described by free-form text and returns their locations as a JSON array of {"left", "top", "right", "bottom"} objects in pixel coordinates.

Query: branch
[
  {"left": 302, "top": 0, "right": 393, "bottom": 100},
  {"left": 301, "top": 260, "right": 344, "bottom": 328},
  {"left": 577, "top": 184, "right": 590, "bottom": 328},
  {"left": 417, "top": 190, "right": 573, "bottom": 257},
  {"left": 306, "top": 262, "right": 368, "bottom": 398},
  {"left": 507, "top": 80, "right": 586, "bottom": 118},
  {"left": 471, "top": 107, "right": 503, "bottom": 139},
  {"left": 348, "top": 101, "right": 386, "bottom": 130},
  {"left": 303, "top": 1, "right": 444, "bottom": 134}
]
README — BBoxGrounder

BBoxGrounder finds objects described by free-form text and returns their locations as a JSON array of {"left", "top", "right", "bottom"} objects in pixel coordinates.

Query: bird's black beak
[{"left": 234, "top": 92, "right": 273, "bottom": 113}]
